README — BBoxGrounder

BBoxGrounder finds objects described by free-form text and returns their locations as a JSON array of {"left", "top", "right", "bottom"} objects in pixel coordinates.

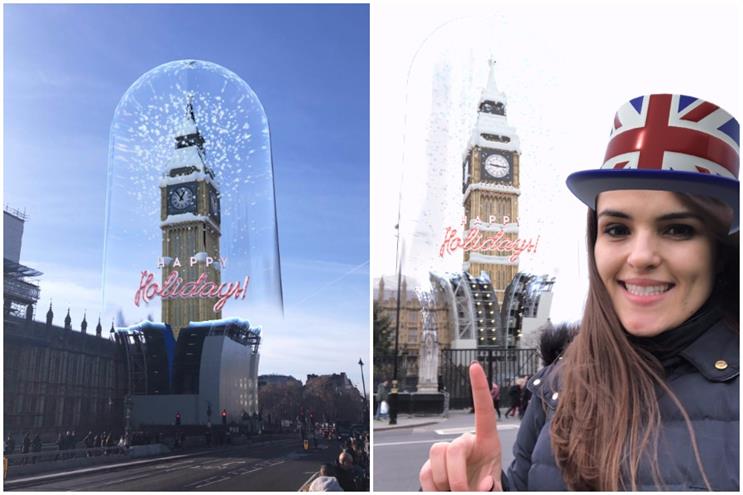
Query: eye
[
  {"left": 663, "top": 224, "right": 696, "bottom": 239},
  {"left": 602, "top": 223, "right": 630, "bottom": 238}
]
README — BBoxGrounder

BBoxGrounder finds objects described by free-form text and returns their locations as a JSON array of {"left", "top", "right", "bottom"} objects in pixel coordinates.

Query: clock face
[
  {"left": 169, "top": 186, "right": 195, "bottom": 211},
  {"left": 483, "top": 153, "right": 510, "bottom": 179},
  {"left": 209, "top": 190, "right": 220, "bottom": 218}
]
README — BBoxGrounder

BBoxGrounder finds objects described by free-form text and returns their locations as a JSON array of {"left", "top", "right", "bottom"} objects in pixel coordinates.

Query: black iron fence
[
  {"left": 373, "top": 348, "right": 541, "bottom": 410},
  {"left": 439, "top": 348, "right": 540, "bottom": 409}
]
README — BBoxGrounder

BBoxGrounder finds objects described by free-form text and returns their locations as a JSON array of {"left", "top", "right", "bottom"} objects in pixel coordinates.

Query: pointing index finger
[{"left": 470, "top": 361, "right": 498, "bottom": 444}]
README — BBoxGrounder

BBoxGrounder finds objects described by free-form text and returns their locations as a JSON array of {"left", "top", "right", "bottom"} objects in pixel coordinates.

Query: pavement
[
  {"left": 372, "top": 414, "right": 448, "bottom": 432},
  {"left": 373, "top": 410, "right": 522, "bottom": 492}
]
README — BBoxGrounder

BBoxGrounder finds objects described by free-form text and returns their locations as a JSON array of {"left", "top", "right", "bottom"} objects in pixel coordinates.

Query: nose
[{"left": 626, "top": 230, "right": 661, "bottom": 270}]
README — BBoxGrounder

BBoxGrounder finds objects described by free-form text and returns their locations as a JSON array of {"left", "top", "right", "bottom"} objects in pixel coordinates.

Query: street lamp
[{"left": 358, "top": 358, "right": 367, "bottom": 400}]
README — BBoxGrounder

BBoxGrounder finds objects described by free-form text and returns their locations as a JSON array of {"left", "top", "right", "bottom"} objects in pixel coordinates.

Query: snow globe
[{"left": 102, "top": 59, "right": 281, "bottom": 421}]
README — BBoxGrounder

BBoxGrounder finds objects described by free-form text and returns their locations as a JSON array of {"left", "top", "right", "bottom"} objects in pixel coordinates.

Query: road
[
  {"left": 5, "top": 435, "right": 339, "bottom": 491},
  {"left": 373, "top": 411, "right": 521, "bottom": 492}
]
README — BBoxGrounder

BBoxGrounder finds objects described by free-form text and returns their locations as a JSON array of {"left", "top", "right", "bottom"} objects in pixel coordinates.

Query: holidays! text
[
  {"left": 439, "top": 227, "right": 539, "bottom": 262},
  {"left": 134, "top": 270, "right": 250, "bottom": 312}
]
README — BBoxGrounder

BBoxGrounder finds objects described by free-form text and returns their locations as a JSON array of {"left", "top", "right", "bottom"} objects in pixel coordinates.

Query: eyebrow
[{"left": 597, "top": 210, "right": 704, "bottom": 222}]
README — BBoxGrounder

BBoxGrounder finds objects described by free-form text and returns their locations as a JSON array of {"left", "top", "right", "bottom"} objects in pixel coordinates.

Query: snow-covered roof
[
  {"left": 468, "top": 219, "right": 520, "bottom": 234},
  {"left": 160, "top": 169, "right": 218, "bottom": 188},
  {"left": 117, "top": 320, "right": 172, "bottom": 333},
  {"left": 468, "top": 113, "right": 521, "bottom": 152},
  {"left": 463, "top": 183, "right": 521, "bottom": 203},
  {"left": 160, "top": 212, "right": 221, "bottom": 234},
  {"left": 188, "top": 317, "right": 261, "bottom": 335},
  {"left": 165, "top": 145, "right": 208, "bottom": 173}
]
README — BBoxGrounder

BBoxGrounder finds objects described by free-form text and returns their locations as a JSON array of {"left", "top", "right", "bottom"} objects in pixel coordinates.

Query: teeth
[{"left": 625, "top": 283, "right": 670, "bottom": 296}]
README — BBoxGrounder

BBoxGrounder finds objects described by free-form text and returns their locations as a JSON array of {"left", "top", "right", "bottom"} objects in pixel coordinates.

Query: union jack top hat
[{"left": 567, "top": 94, "right": 740, "bottom": 233}]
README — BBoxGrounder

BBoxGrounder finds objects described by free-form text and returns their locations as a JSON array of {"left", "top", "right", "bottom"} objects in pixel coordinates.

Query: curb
[{"left": 373, "top": 420, "right": 442, "bottom": 432}]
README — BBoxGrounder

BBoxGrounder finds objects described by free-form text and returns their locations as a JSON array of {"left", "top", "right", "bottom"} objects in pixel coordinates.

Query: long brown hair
[{"left": 550, "top": 192, "right": 739, "bottom": 490}]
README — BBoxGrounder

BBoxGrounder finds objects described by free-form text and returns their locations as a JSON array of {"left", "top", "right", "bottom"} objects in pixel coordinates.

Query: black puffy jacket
[{"left": 503, "top": 320, "right": 739, "bottom": 491}]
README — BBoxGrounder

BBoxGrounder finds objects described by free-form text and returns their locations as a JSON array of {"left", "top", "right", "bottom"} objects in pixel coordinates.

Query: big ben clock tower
[
  {"left": 160, "top": 97, "right": 222, "bottom": 338},
  {"left": 462, "top": 61, "right": 521, "bottom": 300}
]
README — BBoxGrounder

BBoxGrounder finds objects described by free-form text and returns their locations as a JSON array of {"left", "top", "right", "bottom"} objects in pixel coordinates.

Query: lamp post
[
  {"left": 389, "top": 225, "right": 404, "bottom": 425},
  {"left": 358, "top": 358, "right": 367, "bottom": 400}
]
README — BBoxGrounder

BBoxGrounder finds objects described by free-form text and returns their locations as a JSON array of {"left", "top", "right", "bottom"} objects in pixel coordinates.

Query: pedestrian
[
  {"left": 419, "top": 94, "right": 740, "bottom": 490},
  {"left": 504, "top": 381, "right": 520, "bottom": 418},
  {"left": 5, "top": 433, "right": 15, "bottom": 455},
  {"left": 308, "top": 463, "right": 343, "bottom": 491},
  {"left": 21, "top": 432, "right": 31, "bottom": 464},
  {"left": 375, "top": 380, "right": 389, "bottom": 420},
  {"left": 336, "top": 451, "right": 363, "bottom": 492},
  {"left": 117, "top": 434, "right": 128, "bottom": 453},
  {"left": 31, "top": 434, "right": 42, "bottom": 464},
  {"left": 490, "top": 381, "right": 501, "bottom": 419},
  {"left": 55, "top": 432, "right": 64, "bottom": 460}
]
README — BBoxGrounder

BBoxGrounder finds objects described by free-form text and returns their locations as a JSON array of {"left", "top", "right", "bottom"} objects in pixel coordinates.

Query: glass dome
[
  {"left": 102, "top": 59, "right": 283, "bottom": 337},
  {"left": 395, "top": 17, "right": 557, "bottom": 291}
]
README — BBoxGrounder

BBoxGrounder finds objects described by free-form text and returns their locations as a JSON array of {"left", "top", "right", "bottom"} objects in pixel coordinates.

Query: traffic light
[
  {"left": 175, "top": 411, "right": 181, "bottom": 426},
  {"left": 221, "top": 409, "right": 227, "bottom": 426}
]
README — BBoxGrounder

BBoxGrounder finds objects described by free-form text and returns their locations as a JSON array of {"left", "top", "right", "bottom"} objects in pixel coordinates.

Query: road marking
[
  {"left": 185, "top": 476, "right": 219, "bottom": 488},
  {"left": 375, "top": 439, "right": 447, "bottom": 447},
  {"left": 435, "top": 425, "right": 519, "bottom": 435},
  {"left": 376, "top": 425, "right": 520, "bottom": 447},
  {"left": 195, "top": 475, "right": 231, "bottom": 488},
  {"left": 237, "top": 467, "right": 262, "bottom": 475},
  {"left": 163, "top": 460, "right": 196, "bottom": 472}
]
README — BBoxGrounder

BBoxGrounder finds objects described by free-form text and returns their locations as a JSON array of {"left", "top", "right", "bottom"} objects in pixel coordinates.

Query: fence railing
[
  {"left": 439, "top": 348, "right": 540, "bottom": 409},
  {"left": 373, "top": 348, "right": 541, "bottom": 410}
]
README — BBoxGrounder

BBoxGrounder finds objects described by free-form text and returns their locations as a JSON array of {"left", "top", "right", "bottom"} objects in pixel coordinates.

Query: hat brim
[{"left": 566, "top": 169, "right": 740, "bottom": 234}]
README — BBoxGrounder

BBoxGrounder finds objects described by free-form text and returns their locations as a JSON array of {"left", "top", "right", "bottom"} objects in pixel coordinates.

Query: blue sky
[{"left": 4, "top": 4, "right": 370, "bottom": 388}]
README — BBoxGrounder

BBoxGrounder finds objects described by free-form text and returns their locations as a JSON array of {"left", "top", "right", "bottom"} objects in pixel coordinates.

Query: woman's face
[{"left": 594, "top": 190, "right": 715, "bottom": 337}]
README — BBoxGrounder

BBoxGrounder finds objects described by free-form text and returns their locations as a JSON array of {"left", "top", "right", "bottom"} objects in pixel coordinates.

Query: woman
[{"left": 419, "top": 94, "right": 739, "bottom": 491}]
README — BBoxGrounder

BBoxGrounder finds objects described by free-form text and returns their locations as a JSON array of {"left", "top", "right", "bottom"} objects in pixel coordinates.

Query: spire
[
  {"left": 110, "top": 319, "right": 115, "bottom": 335},
  {"left": 468, "top": 59, "right": 520, "bottom": 152},
  {"left": 46, "top": 300, "right": 54, "bottom": 326},
  {"left": 96, "top": 316, "right": 102, "bottom": 337},
  {"left": 167, "top": 93, "right": 210, "bottom": 177},
  {"left": 478, "top": 59, "right": 506, "bottom": 116},
  {"left": 81, "top": 311, "right": 88, "bottom": 334},
  {"left": 64, "top": 308, "right": 72, "bottom": 330}
]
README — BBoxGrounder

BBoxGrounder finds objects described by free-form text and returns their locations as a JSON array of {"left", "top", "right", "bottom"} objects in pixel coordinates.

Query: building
[
  {"left": 4, "top": 206, "right": 127, "bottom": 440},
  {"left": 461, "top": 60, "right": 522, "bottom": 298},
  {"left": 4, "top": 207, "right": 42, "bottom": 320},
  {"left": 374, "top": 276, "right": 450, "bottom": 389},
  {"left": 115, "top": 318, "right": 261, "bottom": 427},
  {"left": 160, "top": 97, "right": 222, "bottom": 339},
  {"left": 4, "top": 310, "right": 127, "bottom": 439},
  {"left": 258, "top": 374, "right": 302, "bottom": 387}
]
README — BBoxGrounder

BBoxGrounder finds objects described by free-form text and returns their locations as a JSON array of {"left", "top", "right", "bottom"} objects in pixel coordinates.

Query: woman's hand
[{"left": 419, "top": 362, "right": 503, "bottom": 491}]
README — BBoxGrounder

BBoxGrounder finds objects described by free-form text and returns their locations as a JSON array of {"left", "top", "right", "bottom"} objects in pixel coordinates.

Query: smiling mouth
[{"left": 619, "top": 282, "right": 674, "bottom": 296}]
